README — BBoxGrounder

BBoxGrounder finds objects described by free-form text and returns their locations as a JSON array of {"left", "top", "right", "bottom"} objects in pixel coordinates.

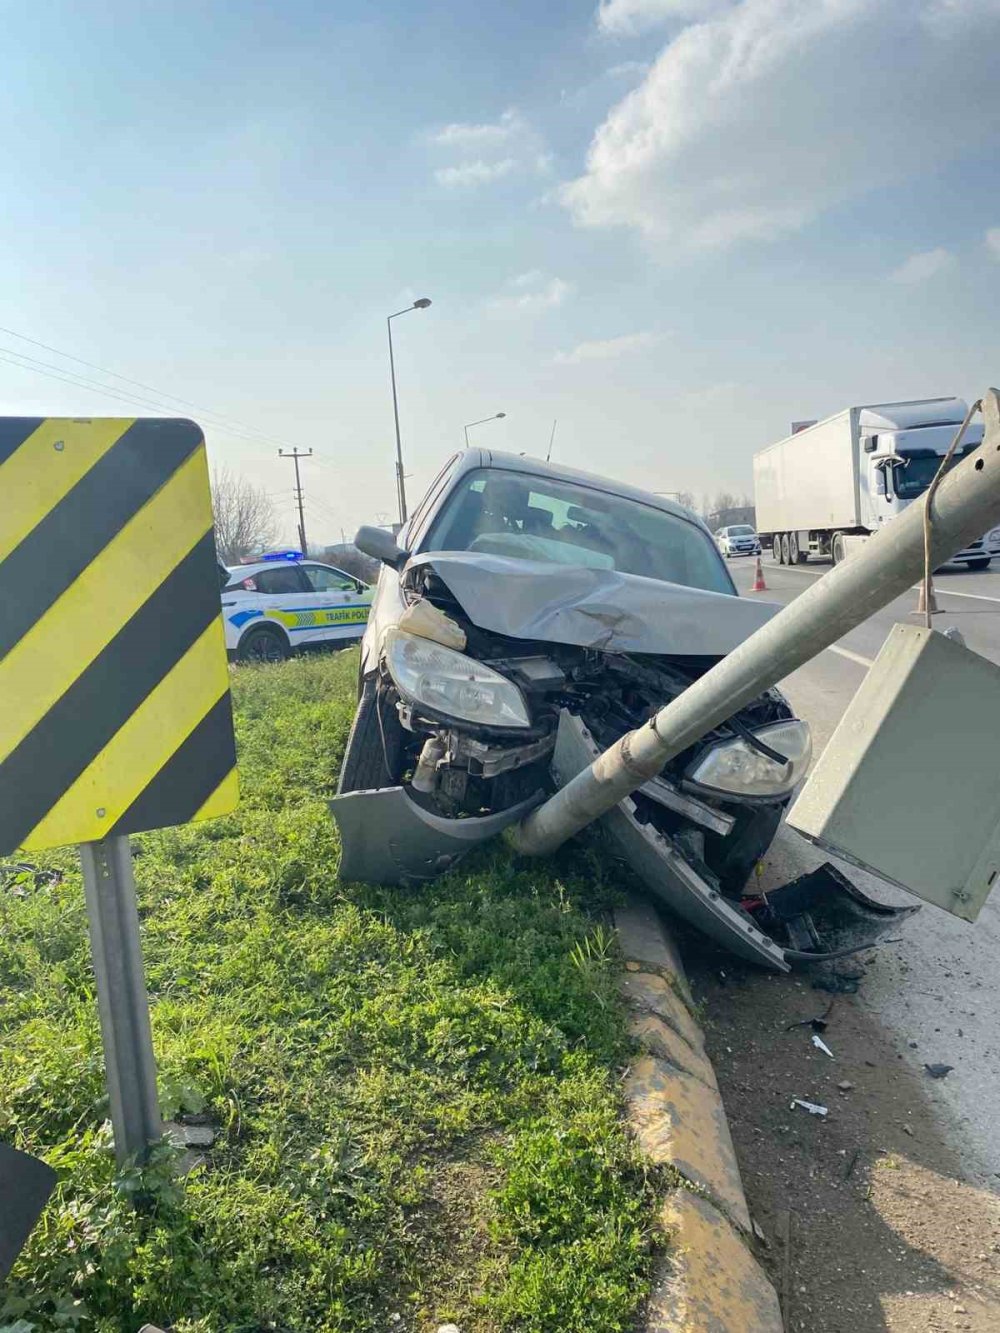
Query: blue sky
[{"left": 3, "top": 0, "right": 1000, "bottom": 543}]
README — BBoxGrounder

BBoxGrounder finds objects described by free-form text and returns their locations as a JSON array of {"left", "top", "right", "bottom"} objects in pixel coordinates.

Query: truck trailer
[{"left": 753, "top": 397, "right": 1000, "bottom": 568}]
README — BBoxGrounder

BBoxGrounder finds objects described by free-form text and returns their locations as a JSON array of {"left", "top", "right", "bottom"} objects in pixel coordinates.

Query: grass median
[{"left": 1, "top": 650, "right": 660, "bottom": 1333}]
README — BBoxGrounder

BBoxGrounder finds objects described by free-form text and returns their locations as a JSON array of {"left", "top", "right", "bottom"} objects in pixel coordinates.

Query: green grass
[{"left": 1, "top": 652, "right": 660, "bottom": 1333}]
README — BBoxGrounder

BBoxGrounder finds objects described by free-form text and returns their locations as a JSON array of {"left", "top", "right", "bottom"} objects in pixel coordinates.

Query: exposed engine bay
[
  {"left": 332, "top": 554, "right": 912, "bottom": 971},
  {"left": 376, "top": 562, "right": 800, "bottom": 899}
]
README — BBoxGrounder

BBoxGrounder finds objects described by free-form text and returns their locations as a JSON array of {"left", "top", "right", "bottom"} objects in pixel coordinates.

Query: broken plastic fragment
[
  {"left": 790, "top": 1098, "right": 829, "bottom": 1117},
  {"left": 812, "top": 1034, "right": 835, "bottom": 1059}
]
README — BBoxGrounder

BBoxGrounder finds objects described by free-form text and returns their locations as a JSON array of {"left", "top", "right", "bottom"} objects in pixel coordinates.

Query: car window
[
  {"left": 404, "top": 453, "right": 461, "bottom": 549},
  {"left": 425, "top": 468, "right": 733, "bottom": 594},
  {"left": 254, "top": 566, "right": 307, "bottom": 595},
  {"left": 302, "top": 564, "right": 357, "bottom": 593}
]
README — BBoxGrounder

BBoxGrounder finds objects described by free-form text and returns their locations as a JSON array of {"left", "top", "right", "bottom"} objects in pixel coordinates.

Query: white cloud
[
  {"left": 429, "top": 107, "right": 549, "bottom": 189},
  {"left": 598, "top": 0, "right": 732, "bottom": 34},
  {"left": 889, "top": 248, "right": 955, "bottom": 284},
  {"left": 434, "top": 159, "right": 517, "bottom": 188},
  {"left": 986, "top": 227, "right": 1000, "bottom": 258},
  {"left": 606, "top": 60, "right": 653, "bottom": 77},
  {"left": 566, "top": 1, "right": 1000, "bottom": 250},
  {"left": 553, "top": 331, "right": 660, "bottom": 364},
  {"left": 491, "top": 273, "right": 574, "bottom": 315},
  {"left": 430, "top": 109, "right": 525, "bottom": 149}
]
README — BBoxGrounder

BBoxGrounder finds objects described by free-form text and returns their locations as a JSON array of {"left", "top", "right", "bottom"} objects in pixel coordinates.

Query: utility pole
[{"left": 278, "top": 448, "right": 312, "bottom": 554}]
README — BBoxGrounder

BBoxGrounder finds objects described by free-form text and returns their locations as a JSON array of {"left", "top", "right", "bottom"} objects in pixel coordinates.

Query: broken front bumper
[{"left": 330, "top": 785, "right": 542, "bottom": 885}]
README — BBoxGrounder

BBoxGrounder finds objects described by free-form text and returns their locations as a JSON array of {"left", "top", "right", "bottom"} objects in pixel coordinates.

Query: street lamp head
[{"left": 413, "top": 297, "right": 432, "bottom": 309}]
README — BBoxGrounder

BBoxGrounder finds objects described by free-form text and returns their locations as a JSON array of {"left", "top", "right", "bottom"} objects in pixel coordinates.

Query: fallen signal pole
[{"left": 510, "top": 389, "right": 1000, "bottom": 858}]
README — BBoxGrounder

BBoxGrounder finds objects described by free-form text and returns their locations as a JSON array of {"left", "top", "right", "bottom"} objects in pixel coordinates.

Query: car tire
[
  {"left": 788, "top": 532, "right": 801, "bottom": 564},
  {"left": 966, "top": 558, "right": 991, "bottom": 571},
  {"left": 338, "top": 677, "right": 398, "bottom": 794},
  {"left": 831, "top": 533, "right": 846, "bottom": 566},
  {"left": 237, "top": 625, "right": 289, "bottom": 664},
  {"left": 780, "top": 533, "right": 791, "bottom": 565}
]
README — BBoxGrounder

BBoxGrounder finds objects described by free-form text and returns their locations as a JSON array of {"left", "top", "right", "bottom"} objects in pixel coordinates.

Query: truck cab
[{"left": 860, "top": 402, "right": 997, "bottom": 568}]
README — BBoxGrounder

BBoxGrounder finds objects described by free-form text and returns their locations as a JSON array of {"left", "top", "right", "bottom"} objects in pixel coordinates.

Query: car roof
[
  {"left": 454, "top": 447, "right": 701, "bottom": 525},
  {"left": 228, "top": 557, "right": 316, "bottom": 578}
]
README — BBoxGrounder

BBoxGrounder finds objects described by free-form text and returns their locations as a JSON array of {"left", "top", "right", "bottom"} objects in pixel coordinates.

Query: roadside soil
[{"left": 681, "top": 926, "right": 1000, "bottom": 1332}]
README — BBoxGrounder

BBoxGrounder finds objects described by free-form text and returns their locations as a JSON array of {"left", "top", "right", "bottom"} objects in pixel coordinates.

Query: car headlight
[
  {"left": 384, "top": 628, "right": 531, "bottom": 728},
  {"left": 989, "top": 528, "right": 1000, "bottom": 544},
  {"left": 684, "top": 719, "right": 812, "bottom": 800}
]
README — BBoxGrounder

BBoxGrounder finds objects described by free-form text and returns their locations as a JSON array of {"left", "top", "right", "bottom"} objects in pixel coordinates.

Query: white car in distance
[{"left": 715, "top": 525, "right": 762, "bottom": 558}]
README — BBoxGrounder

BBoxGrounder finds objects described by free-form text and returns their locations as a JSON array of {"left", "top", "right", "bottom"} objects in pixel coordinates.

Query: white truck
[{"left": 754, "top": 397, "right": 1000, "bottom": 569}]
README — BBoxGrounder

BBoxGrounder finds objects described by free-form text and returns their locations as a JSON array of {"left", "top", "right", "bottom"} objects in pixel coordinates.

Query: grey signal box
[{"left": 788, "top": 623, "right": 1000, "bottom": 923}]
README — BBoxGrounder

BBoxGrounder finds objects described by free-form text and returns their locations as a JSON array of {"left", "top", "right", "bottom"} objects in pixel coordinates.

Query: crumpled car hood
[{"left": 408, "top": 551, "right": 781, "bottom": 655}]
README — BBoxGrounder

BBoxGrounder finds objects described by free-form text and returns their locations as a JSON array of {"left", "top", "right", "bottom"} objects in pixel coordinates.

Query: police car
[{"left": 221, "top": 552, "right": 373, "bottom": 663}]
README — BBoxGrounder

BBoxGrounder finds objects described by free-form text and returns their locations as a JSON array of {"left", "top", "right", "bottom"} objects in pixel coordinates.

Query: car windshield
[
  {"left": 729, "top": 525, "right": 755, "bottom": 536},
  {"left": 425, "top": 468, "right": 733, "bottom": 594}
]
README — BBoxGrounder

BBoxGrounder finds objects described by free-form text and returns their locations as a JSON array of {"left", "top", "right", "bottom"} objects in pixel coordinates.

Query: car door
[
  {"left": 247, "top": 563, "right": 312, "bottom": 643},
  {"left": 299, "top": 563, "right": 372, "bottom": 645}
]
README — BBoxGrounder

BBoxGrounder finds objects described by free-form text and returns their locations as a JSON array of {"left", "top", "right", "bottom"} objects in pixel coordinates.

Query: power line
[
  {"left": 0, "top": 325, "right": 313, "bottom": 456},
  {"left": 305, "top": 494, "right": 340, "bottom": 522}
]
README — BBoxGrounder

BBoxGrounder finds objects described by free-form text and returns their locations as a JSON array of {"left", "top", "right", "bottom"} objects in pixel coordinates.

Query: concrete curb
[{"left": 614, "top": 893, "right": 784, "bottom": 1332}]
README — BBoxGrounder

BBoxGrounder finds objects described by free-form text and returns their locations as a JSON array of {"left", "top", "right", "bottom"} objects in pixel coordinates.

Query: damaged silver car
[{"left": 332, "top": 451, "right": 909, "bottom": 970}]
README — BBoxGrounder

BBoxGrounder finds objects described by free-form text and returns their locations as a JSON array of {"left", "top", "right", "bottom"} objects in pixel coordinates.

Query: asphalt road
[{"left": 727, "top": 552, "right": 1000, "bottom": 1185}]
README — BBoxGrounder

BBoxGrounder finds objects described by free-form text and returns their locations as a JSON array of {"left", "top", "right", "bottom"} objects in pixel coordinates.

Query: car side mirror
[
  {"left": 355, "top": 524, "right": 409, "bottom": 569},
  {"left": 874, "top": 468, "right": 886, "bottom": 496}
]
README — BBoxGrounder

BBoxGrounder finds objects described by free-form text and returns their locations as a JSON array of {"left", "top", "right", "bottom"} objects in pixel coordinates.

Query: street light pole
[
  {"left": 387, "top": 297, "right": 432, "bottom": 526},
  {"left": 464, "top": 412, "right": 506, "bottom": 449}
]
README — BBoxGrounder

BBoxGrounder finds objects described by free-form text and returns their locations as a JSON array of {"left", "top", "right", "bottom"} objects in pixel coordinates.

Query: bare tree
[
  {"left": 328, "top": 547, "right": 380, "bottom": 585},
  {"left": 211, "top": 467, "right": 280, "bottom": 564},
  {"left": 674, "top": 489, "right": 696, "bottom": 513},
  {"left": 711, "top": 490, "right": 738, "bottom": 515}
]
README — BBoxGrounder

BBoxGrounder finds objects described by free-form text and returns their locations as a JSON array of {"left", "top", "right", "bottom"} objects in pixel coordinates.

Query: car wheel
[
  {"left": 338, "top": 677, "right": 399, "bottom": 794},
  {"left": 966, "top": 558, "right": 991, "bottom": 571},
  {"left": 780, "top": 533, "right": 791, "bottom": 565},
  {"left": 237, "top": 626, "right": 289, "bottom": 664}
]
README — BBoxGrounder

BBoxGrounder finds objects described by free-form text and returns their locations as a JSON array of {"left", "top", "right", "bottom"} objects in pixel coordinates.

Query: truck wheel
[
  {"left": 788, "top": 532, "right": 800, "bottom": 564},
  {"left": 966, "top": 558, "right": 991, "bottom": 571},
  {"left": 780, "top": 533, "right": 791, "bottom": 565},
  {"left": 237, "top": 625, "right": 289, "bottom": 664},
  {"left": 831, "top": 534, "right": 846, "bottom": 565}
]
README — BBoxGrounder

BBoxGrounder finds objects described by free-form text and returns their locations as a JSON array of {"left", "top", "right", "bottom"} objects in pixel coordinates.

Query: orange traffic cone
[{"left": 750, "top": 554, "right": 768, "bottom": 593}]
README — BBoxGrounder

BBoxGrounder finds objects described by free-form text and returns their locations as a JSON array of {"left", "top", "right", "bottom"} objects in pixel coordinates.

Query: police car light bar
[{"left": 260, "top": 550, "right": 304, "bottom": 562}]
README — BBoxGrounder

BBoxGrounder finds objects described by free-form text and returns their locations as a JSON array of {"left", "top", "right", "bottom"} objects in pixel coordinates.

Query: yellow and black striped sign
[{"left": 0, "top": 417, "right": 238, "bottom": 855}]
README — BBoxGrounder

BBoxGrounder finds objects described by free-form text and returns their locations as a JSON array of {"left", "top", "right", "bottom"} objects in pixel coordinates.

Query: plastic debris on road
[{"left": 790, "top": 1098, "right": 829, "bottom": 1117}]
